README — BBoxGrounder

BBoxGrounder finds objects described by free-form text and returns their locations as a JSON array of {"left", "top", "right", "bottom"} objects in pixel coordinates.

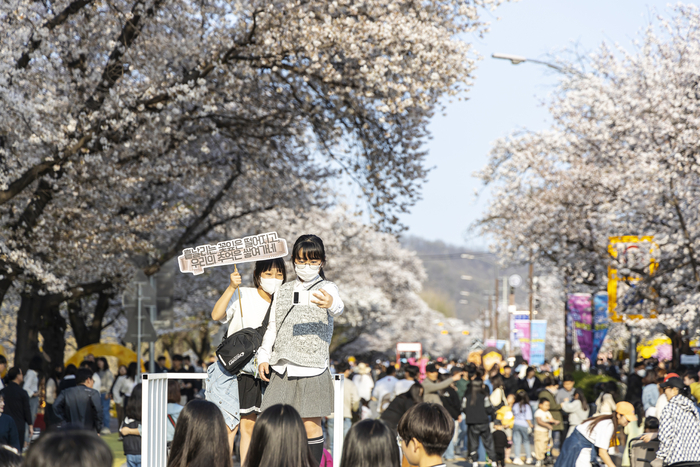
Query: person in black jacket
[
  {"left": 53, "top": 369, "right": 103, "bottom": 433},
  {"left": 440, "top": 374, "right": 462, "bottom": 461},
  {"left": 57, "top": 364, "right": 78, "bottom": 396},
  {"left": 503, "top": 365, "right": 520, "bottom": 396},
  {"left": 1, "top": 367, "right": 32, "bottom": 452},
  {"left": 464, "top": 369, "right": 499, "bottom": 462},
  {"left": 380, "top": 383, "right": 423, "bottom": 431},
  {"left": 0, "top": 395, "right": 20, "bottom": 452},
  {"left": 120, "top": 384, "right": 142, "bottom": 467},
  {"left": 519, "top": 367, "right": 544, "bottom": 403}
]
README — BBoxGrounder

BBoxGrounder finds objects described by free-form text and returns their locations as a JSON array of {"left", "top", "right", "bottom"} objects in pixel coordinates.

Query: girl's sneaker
[
  {"left": 512, "top": 458, "right": 525, "bottom": 465},
  {"left": 525, "top": 458, "right": 534, "bottom": 465}
]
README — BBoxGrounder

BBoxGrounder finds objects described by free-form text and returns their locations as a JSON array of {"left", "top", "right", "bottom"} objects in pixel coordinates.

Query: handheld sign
[{"left": 178, "top": 232, "right": 288, "bottom": 275}]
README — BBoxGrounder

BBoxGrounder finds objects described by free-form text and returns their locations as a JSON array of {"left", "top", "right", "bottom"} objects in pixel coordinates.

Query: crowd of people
[{"left": 0, "top": 233, "right": 699, "bottom": 467}]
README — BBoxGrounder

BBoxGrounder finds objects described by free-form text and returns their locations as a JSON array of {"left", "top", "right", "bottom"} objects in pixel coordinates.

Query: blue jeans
[
  {"left": 101, "top": 393, "right": 111, "bottom": 431},
  {"left": 126, "top": 454, "right": 141, "bottom": 467},
  {"left": 512, "top": 425, "right": 531, "bottom": 460}
]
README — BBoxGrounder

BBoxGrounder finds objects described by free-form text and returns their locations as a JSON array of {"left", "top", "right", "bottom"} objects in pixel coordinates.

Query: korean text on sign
[{"left": 178, "top": 232, "right": 288, "bottom": 275}]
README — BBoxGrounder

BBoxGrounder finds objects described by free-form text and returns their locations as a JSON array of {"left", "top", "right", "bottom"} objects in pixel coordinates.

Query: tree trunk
[
  {"left": 38, "top": 304, "right": 67, "bottom": 369},
  {"left": 15, "top": 291, "right": 65, "bottom": 370},
  {"left": 15, "top": 292, "right": 44, "bottom": 370},
  {"left": 67, "top": 293, "right": 113, "bottom": 349}
]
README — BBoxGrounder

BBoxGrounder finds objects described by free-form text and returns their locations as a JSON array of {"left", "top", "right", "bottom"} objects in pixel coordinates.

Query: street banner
[
  {"left": 513, "top": 320, "right": 547, "bottom": 366},
  {"left": 530, "top": 320, "right": 547, "bottom": 366},
  {"left": 514, "top": 320, "right": 531, "bottom": 362},
  {"left": 510, "top": 312, "right": 529, "bottom": 354},
  {"left": 178, "top": 232, "right": 288, "bottom": 275},
  {"left": 568, "top": 293, "right": 593, "bottom": 359},
  {"left": 591, "top": 293, "right": 609, "bottom": 363}
]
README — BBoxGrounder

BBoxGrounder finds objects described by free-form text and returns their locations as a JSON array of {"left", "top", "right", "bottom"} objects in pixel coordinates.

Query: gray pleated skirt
[{"left": 260, "top": 369, "right": 334, "bottom": 418}]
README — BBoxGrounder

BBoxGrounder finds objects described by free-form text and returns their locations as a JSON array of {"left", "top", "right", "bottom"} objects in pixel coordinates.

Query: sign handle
[{"left": 235, "top": 265, "right": 243, "bottom": 318}]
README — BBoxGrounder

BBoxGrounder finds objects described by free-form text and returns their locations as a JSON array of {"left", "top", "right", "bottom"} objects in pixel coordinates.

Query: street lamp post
[{"left": 491, "top": 53, "right": 584, "bottom": 76}]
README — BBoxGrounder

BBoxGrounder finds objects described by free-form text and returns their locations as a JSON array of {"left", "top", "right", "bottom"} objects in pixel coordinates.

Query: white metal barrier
[
  {"left": 142, "top": 372, "right": 345, "bottom": 467},
  {"left": 141, "top": 373, "right": 207, "bottom": 467}
]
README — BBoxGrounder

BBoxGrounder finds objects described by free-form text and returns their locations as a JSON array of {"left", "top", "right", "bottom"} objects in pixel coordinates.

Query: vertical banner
[
  {"left": 514, "top": 321, "right": 531, "bottom": 362},
  {"left": 568, "top": 293, "right": 593, "bottom": 359},
  {"left": 591, "top": 293, "right": 609, "bottom": 363},
  {"left": 530, "top": 320, "right": 547, "bottom": 366}
]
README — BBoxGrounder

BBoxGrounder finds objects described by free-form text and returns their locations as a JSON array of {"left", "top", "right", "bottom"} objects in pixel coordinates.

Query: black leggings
[{"left": 467, "top": 423, "right": 496, "bottom": 462}]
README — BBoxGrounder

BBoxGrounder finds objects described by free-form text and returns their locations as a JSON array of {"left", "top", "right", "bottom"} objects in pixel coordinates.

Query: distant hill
[{"left": 400, "top": 236, "right": 531, "bottom": 326}]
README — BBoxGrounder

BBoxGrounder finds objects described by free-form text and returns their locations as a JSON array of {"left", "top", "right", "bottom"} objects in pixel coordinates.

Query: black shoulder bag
[{"left": 216, "top": 294, "right": 273, "bottom": 374}]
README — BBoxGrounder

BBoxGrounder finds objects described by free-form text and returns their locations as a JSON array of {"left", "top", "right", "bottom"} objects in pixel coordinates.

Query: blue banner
[
  {"left": 592, "top": 293, "right": 609, "bottom": 363},
  {"left": 530, "top": 320, "right": 547, "bottom": 366}
]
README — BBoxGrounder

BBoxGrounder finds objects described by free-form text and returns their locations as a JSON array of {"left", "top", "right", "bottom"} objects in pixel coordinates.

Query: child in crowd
[
  {"left": 492, "top": 421, "right": 510, "bottom": 467},
  {"left": 398, "top": 402, "right": 453, "bottom": 467},
  {"left": 534, "top": 398, "right": 556, "bottom": 467},
  {"left": 119, "top": 384, "right": 142, "bottom": 467}
]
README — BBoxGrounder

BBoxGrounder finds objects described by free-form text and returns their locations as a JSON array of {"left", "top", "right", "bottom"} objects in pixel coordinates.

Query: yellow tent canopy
[{"left": 65, "top": 343, "right": 143, "bottom": 370}]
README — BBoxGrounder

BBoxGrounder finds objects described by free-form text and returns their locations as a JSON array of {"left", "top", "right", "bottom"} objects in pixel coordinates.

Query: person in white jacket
[
  {"left": 353, "top": 363, "right": 374, "bottom": 402},
  {"left": 561, "top": 389, "right": 590, "bottom": 438}
]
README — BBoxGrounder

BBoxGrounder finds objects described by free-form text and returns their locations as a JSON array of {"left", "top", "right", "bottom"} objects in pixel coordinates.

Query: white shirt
[
  {"left": 655, "top": 393, "right": 668, "bottom": 419},
  {"left": 92, "top": 372, "right": 101, "bottom": 394},
  {"left": 534, "top": 409, "right": 555, "bottom": 433},
  {"left": 577, "top": 419, "right": 615, "bottom": 449},
  {"left": 222, "top": 287, "right": 273, "bottom": 336},
  {"left": 372, "top": 375, "right": 398, "bottom": 409},
  {"left": 258, "top": 276, "right": 344, "bottom": 377},
  {"left": 353, "top": 373, "right": 375, "bottom": 401},
  {"left": 393, "top": 379, "right": 416, "bottom": 398},
  {"left": 23, "top": 369, "right": 39, "bottom": 397}
]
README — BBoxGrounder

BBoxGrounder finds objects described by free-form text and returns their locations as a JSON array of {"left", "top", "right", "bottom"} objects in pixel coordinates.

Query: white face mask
[
  {"left": 294, "top": 264, "right": 321, "bottom": 281},
  {"left": 637, "top": 369, "right": 647, "bottom": 378},
  {"left": 260, "top": 278, "right": 283, "bottom": 295}
]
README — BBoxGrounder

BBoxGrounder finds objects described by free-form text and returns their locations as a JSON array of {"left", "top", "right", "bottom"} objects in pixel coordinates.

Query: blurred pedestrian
[
  {"left": 0, "top": 394, "right": 20, "bottom": 452},
  {"left": 53, "top": 368, "right": 103, "bottom": 433},
  {"left": 372, "top": 365, "right": 398, "bottom": 415},
  {"left": 352, "top": 363, "right": 375, "bottom": 402},
  {"left": 538, "top": 377, "right": 564, "bottom": 454},
  {"left": 554, "top": 401, "right": 636, "bottom": 467},
  {"left": 24, "top": 356, "right": 43, "bottom": 436},
  {"left": 464, "top": 368, "right": 497, "bottom": 463},
  {"left": 561, "top": 389, "right": 589, "bottom": 438},
  {"left": 111, "top": 364, "right": 128, "bottom": 430},
  {"left": 57, "top": 364, "right": 77, "bottom": 395},
  {"left": 120, "top": 384, "right": 142, "bottom": 467},
  {"left": 594, "top": 381, "right": 617, "bottom": 415},
  {"left": 656, "top": 376, "right": 700, "bottom": 467},
  {"left": 166, "top": 381, "right": 183, "bottom": 445},
  {"left": 1, "top": 367, "right": 32, "bottom": 452},
  {"left": 44, "top": 365, "right": 62, "bottom": 430},
  {"left": 380, "top": 383, "right": 423, "bottom": 431},
  {"left": 534, "top": 398, "right": 556, "bottom": 466},
  {"left": 511, "top": 390, "right": 533, "bottom": 465},
  {"left": 96, "top": 357, "right": 114, "bottom": 433},
  {"left": 519, "top": 367, "right": 544, "bottom": 407}
]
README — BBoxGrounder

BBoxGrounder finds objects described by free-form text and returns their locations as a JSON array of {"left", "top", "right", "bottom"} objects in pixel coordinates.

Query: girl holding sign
[
  {"left": 208, "top": 259, "right": 286, "bottom": 464},
  {"left": 258, "top": 234, "right": 344, "bottom": 466}
]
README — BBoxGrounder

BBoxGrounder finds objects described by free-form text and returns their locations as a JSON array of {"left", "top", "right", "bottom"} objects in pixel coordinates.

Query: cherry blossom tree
[
  {"left": 1, "top": 0, "right": 509, "bottom": 366},
  {"left": 476, "top": 4, "right": 700, "bottom": 358}
]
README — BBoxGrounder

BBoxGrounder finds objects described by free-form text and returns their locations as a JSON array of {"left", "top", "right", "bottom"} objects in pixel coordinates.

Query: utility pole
[
  {"left": 494, "top": 279, "right": 499, "bottom": 340},
  {"left": 529, "top": 262, "right": 534, "bottom": 359}
]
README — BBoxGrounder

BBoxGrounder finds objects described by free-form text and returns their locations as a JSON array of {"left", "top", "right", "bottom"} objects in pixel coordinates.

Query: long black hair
[
  {"left": 573, "top": 388, "right": 589, "bottom": 412},
  {"left": 24, "top": 430, "right": 113, "bottom": 467},
  {"left": 125, "top": 384, "right": 142, "bottom": 421},
  {"left": 253, "top": 258, "right": 287, "bottom": 289},
  {"left": 167, "top": 400, "right": 232, "bottom": 467},
  {"left": 291, "top": 235, "right": 327, "bottom": 279},
  {"left": 514, "top": 389, "right": 530, "bottom": 414},
  {"left": 244, "top": 404, "right": 315, "bottom": 467},
  {"left": 126, "top": 362, "right": 138, "bottom": 380},
  {"left": 340, "top": 419, "right": 400, "bottom": 467},
  {"left": 400, "top": 383, "right": 424, "bottom": 404}
]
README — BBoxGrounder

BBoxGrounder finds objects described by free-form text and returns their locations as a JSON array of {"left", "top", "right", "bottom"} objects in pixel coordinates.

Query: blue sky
[{"left": 400, "top": 0, "right": 674, "bottom": 249}]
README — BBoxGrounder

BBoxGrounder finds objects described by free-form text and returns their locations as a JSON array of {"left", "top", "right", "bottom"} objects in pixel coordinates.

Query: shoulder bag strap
[
  {"left": 276, "top": 279, "right": 324, "bottom": 332},
  {"left": 168, "top": 414, "right": 176, "bottom": 427}
]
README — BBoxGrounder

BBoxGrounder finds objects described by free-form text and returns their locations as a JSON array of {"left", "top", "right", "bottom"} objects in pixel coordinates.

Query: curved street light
[{"left": 492, "top": 53, "right": 583, "bottom": 76}]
